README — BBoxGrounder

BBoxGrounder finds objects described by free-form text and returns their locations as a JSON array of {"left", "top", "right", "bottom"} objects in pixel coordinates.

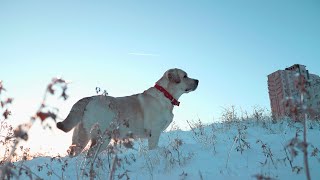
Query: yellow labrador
[{"left": 57, "top": 68, "right": 198, "bottom": 156}]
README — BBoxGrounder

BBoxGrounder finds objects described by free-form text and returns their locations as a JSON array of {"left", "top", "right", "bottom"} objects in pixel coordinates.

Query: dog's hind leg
[
  {"left": 148, "top": 131, "right": 161, "bottom": 150},
  {"left": 69, "top": 123, "right": 89, "bottom": 156}
]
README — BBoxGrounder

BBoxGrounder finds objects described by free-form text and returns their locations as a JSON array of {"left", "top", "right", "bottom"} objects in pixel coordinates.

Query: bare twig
[
  {"left": 109, "top": 155, "right": 118, "bottom": 180},
  {"left": 226, "top": 136, "right": 237, "bottom": 168},
  {"left": 303, "top": 113, "right": 311, "bottom": 180},
  {"left": 281, "top": 142, "right": 293, "bottom": 170},
  {"left": 298, "top": 75, "right": 311, "bottom": 180}
]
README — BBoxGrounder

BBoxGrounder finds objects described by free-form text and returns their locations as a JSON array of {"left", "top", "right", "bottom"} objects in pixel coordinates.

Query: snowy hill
[{"left": 4, "top": 119, "right": 320, "bottom": 180}]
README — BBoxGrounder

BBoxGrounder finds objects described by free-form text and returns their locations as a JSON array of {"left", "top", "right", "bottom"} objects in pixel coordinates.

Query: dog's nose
[{"left": 195, "top": 80, "right": 199, "bottom": 85}]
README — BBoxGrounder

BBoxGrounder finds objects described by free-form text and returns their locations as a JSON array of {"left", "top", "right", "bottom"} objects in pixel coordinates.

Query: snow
[{"left": 4, "top": 119, "right": 320, "bottom": 180}]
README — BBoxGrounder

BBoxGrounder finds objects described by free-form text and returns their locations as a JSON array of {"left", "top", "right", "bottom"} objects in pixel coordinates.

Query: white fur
[{"left": 57, "top": 68, "right": 198, "bottom": 156}]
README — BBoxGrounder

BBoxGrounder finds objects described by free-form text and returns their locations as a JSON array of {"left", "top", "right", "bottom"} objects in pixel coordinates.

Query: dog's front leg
[{"left": 148, "top": 131, "right": 160, "bottom": 150}]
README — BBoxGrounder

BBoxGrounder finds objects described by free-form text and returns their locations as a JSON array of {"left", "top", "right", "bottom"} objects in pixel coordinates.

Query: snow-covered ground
[{"left": 4, "top": 119, "right": 320, "bottom": 180}]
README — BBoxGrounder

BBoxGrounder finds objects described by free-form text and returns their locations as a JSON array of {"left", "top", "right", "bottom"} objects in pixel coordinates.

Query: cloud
[{"left": 128, "top": 52, "right": 159, "bottom": 57}]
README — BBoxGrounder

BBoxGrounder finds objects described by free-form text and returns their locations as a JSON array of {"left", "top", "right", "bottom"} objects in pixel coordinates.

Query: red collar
[{"left": 154, "top": 84, "right": 180, "bottom": 106}]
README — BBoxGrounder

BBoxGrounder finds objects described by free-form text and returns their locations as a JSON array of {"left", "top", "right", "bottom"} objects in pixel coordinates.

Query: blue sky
[{"left": 1, "top": 0, "right": 320, "bottom": 130}]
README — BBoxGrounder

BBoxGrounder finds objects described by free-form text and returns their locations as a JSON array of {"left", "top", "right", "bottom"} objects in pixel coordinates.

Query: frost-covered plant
[
  {"left": 187, "top": 119, "right": 217, "bottom": 153},
  {"left": 79, "top": 124, "right": 135, "bottom": 180},
  {"left": 162, "top": 138, "right": 194, "bottom": 171},
  {"left": 252, "top": 105, "right": 266, "bottom": 121},
  {"left": 221, "top": 105, "right": 238, "bottom": 122},
  {"left": 310, "top": 144, "right": 320, "bottom": 163},
  {"left": 235, "top": 123, "right": 250, "bottom": 154},
  {"left": 256, "top": 140, "right": 277, "bottom": 170},
  {"left": 285, "top": 130, "right": 304, "bottom": 174},
  {"left": 225, "top": 121, "right": 251, "bottom": 169}
]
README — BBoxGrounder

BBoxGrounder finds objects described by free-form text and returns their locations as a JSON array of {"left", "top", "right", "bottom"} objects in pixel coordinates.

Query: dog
[{"left": 56, "top": 68, "right": 198, "bottom": 156}]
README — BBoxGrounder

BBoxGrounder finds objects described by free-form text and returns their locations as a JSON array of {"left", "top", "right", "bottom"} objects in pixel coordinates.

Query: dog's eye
[{"left": 183, "top": 75, "right": 188, "bottom": 78}]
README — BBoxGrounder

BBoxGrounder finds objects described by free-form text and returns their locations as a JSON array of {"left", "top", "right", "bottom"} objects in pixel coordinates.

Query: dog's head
[{"left": 157, "top": 68, "right": 199, "bottom": 99}]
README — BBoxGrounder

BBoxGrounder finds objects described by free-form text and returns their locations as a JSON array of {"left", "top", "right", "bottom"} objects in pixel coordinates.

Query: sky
[{"left": 0, "top": 0, "right": 320, "bottom": 154}]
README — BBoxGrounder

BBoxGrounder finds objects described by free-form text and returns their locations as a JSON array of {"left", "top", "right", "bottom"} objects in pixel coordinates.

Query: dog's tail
[{"left": 57, "top": 97, "right": 92, "bottom": 132}]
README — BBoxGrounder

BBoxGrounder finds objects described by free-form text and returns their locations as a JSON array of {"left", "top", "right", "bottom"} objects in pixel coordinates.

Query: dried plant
[
  {"left": 256, "top": 140, "right": 277, "bottom": 169},
  {"left": 252, "top": 174, "right": 276, "bottom": 180},
  {"left": 284, "top": 73, "right": 311, "bottom": 180},
  {"left": 161, "top": 137, "right": 194, "bottom": 173},
  {"left": 220, "top": 105, "right": 238, "bottom": 122},
  {"left": 187, "top": 119, "right": 217, "bottom": 153},
  {"left": 226, "top": 121, "right": 250, "bottom": 169},
  {"left": 78, "top": 120, "right": 136, "bottom": 179},
  {"left": 235, "top": 124, "right": 250, "bottom": 154},
  {"left": 179, "top": 171, "right": 188, "bottom": 180},
  {"left": 0, "top": 78, "right": 69, "bottom": 179}
]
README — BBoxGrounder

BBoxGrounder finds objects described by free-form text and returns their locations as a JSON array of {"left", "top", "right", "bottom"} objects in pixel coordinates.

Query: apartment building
[{"left": 267, "top": 64, "right": 320, "bottom": 119}]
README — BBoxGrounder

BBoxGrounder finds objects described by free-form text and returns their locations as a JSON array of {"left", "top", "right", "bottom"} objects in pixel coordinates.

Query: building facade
[{"left": 267, "top": 64, "right": 320, "bottom": 120}]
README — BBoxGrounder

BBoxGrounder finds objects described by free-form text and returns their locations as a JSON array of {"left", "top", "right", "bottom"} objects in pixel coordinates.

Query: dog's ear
[{"left": 166, "top": 69, "right": 181, "bottom": 83}]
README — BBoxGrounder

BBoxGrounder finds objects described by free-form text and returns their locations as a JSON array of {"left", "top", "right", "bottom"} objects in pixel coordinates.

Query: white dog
[{"left": 57, "top": 68, "right": 198, "bottom": 156}]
